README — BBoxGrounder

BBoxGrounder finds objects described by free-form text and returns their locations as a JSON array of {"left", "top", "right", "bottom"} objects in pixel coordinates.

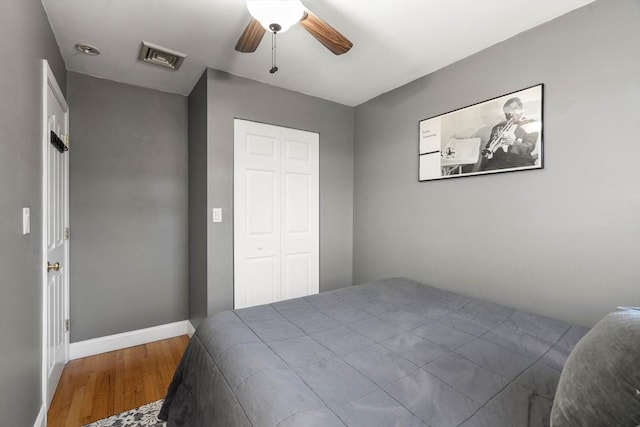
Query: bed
[{"left": 158, "top": 277, "right": 590, "bottom": 427}]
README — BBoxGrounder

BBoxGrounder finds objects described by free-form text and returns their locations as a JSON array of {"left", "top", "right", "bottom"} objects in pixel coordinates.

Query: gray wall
[
  {"left": 353, "top": 0, "right": 640, "bottom": 327},
  {"left": 68, "top": 72, "right": 188, "bottom": 341},
  {"left": 188, "top": 73, "right": 208, "bottom": 328},
  {"left": 0, "top": 0, "right": 66, "bottom": 424},
  {"left": 194, "top": 69, "right": 354, "bottom": 319}
]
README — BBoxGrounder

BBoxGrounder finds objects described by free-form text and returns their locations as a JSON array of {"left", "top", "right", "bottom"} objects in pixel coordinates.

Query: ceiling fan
[{"left": 235, "top": 0, "right": 353, "bottom": 66}]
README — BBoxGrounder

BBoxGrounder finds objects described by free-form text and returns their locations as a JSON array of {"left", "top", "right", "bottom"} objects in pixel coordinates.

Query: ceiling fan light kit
[
  {"left": 236, "top": 0, "right": 353, "bottom": 73},
  {"left": 247, "top": 0, "right": 305, "bottom": 33}
]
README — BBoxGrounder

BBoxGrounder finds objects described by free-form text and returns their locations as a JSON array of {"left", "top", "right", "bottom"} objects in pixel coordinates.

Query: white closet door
[
  {"left": 281, "top": 128, "right": 319, "bottom": 300},
  {"left": 234, "top": 120, "right": 319, "bottom": 309}
]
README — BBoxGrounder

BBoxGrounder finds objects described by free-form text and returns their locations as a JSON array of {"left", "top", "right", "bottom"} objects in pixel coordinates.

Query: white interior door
[
  {"left": 280, "top": 129, "right": 320, "bottom": 300},
  {"left": 234, "top": 120, "right": 319, "bottom": 309},
  {"left": 42, "top": 60, "right": 69, "bottom": 408},
  {"left": 235, "top": 121, "right": 282, "bottom": 308}
]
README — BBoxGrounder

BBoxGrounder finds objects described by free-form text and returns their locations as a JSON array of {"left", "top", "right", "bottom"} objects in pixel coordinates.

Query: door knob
[{"left": 47, "top": 262, "right": 60, "bottom": 272}]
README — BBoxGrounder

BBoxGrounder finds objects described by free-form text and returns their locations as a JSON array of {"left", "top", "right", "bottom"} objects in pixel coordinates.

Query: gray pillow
[{"left": 551, "top": 307, "right": 640, "bottom": 426}]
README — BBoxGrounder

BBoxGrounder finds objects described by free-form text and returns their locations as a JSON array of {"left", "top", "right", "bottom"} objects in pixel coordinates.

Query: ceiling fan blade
[
  {"left": 235, "top": 18, "right": 266, "bottom": 53},
  {"left": 299, "top": 10, "right": 353, "bottom": 55}
]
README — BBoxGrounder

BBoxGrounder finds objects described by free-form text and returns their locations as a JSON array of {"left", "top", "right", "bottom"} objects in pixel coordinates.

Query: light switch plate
[
  {"left": 213, "top": 208, "right": 222, "bottom": 223},
  {"left": 23, "top": 207, "right": 30, "bottom": 234}
]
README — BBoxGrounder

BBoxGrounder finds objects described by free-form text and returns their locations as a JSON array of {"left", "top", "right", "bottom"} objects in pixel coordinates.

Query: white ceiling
[{"left": 41, "top": 0, "right": 594, "bottom": 106}]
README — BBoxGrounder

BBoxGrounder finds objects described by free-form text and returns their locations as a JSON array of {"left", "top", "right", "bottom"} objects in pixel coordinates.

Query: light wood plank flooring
[{"left": 48, "top": 335, "right": 189, "bottom": 427}]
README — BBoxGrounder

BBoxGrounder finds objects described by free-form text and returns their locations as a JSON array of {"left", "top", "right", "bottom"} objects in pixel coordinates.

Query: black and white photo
[{"left": 419, "top": 84, "right": 543, "bottom": 181}]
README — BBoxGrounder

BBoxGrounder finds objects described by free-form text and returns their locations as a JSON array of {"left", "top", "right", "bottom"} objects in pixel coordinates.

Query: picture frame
[{"left": 419, "top": 84, "right": 543, "bottom": 181}]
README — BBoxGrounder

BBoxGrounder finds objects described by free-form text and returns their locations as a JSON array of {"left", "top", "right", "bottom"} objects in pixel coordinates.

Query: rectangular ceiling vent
[{"left": 138, "top": 41, "right": 186, "bottom": 71}]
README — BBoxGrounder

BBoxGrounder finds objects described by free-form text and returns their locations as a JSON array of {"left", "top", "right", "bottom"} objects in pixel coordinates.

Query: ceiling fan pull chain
[{"left": 270, "top": 31, "right": 278, "bottom": 74}]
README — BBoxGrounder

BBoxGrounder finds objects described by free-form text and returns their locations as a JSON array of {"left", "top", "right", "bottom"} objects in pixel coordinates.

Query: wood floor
[{"left": 47, "top": 335, "right": 189, "bottom": 427}]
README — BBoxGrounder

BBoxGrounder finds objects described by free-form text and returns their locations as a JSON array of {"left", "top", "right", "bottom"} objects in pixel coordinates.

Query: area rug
[{"left": 82, "top": 399, "right": 165, "bottom": 427}]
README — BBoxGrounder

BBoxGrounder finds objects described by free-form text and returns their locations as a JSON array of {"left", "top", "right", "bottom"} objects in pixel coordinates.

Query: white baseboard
[
  {"left": 33, "top": 404, "right": 46, "bottom": 427},
  {"left": 69, "top": 320, "right": 191, "bottom": 360},
  {"left": 187, "top": 320, "right": 196, "bottom": 338}
]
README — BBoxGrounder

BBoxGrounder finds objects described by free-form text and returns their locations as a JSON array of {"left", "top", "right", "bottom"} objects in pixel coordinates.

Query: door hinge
[
  {"left": 64, "top": 227, "right": 70, "bottom": 240},
  {"left": 65, "top": 319, "right": 70, "bottom": 332}
]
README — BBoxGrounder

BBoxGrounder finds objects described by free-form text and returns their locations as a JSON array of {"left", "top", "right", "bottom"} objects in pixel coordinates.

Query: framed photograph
[{"left": 419, "top": 84, "right": 543, "bottom": 181}]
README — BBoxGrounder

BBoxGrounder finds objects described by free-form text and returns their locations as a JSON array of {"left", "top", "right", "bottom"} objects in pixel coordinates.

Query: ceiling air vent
[{"left": 138, "top": 41, "right": 186, "bottom": 71}]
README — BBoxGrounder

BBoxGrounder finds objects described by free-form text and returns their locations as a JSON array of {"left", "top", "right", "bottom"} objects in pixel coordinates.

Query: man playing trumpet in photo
[{"left": 481, "top": 97, "right": 541, "bottom": 171}]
